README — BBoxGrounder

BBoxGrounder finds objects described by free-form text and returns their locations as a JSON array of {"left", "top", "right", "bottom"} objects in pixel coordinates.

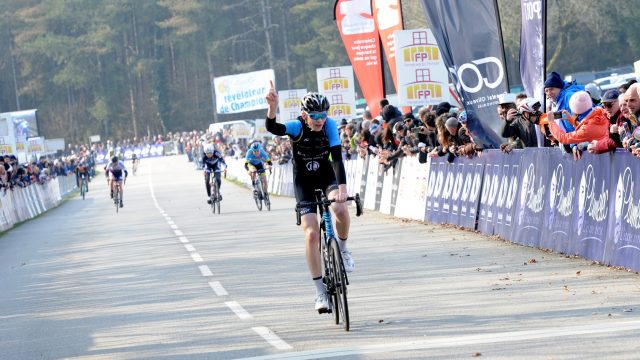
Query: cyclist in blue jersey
[
  {"left": 202, "top": 144, "right": 226, "bottom": 204},
  {"left": 245, "top": 141, "right": 273, "bottom": 198},
  {"left": 265, "top": 82, "right": 353, "bottom": 313}
]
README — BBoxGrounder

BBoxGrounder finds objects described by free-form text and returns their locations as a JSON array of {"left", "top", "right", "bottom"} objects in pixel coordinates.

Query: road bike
[
  {"left": 296, "top": 190, "right": 362, "bottom": 331},
  {"left": 80, "top": 174, "right": 89, "bottom": 200},
  {"left": 132, "top": 159, "right": 138, "bottom": 176},
  {"left": 250, "top": 168, "right": 271, "bottom": 211},
  {"left": 113, "top": 180, "right": 123, "bottom": 213},
  {"left": 208, "top": 169, "right": 223, "bottom": 215}
]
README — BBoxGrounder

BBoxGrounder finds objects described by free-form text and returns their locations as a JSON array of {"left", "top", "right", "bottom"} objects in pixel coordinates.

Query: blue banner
[
  {"left": 567, "top": 152, "right": 612, "bottom": 260},
  {"left": 604, "top": 151, "right": 640, "bottom": 270},
  {"left": 420, "top": 0, "right": 508, "bottom": 148},
  {"left": 519, "top": 0, "right": 546, "bottom": 102},
  {"left": 540, "top": 150, "right": 575, "bottom": 254},
  {"left": 425, "top": 155, "right": 484, "bottom": 228},
  {"left": 96, "top": 144, "right": 165, "bottom": 163},
  {"left": 477, "top": 150, "right": 523, "bottom": 239}
]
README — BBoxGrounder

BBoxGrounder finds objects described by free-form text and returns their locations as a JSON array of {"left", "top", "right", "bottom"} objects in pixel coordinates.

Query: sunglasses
[
  {"left": 307, "top": 112, "right": 327, "bottom": 121},
  {"left": 603, "top": 102, "right": 615, "bottom": 109}
]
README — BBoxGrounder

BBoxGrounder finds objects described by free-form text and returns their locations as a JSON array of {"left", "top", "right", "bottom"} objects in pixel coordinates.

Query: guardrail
[
  {"left": 225, "top": 148, "right": 640, "bottom": 272},
  {"left": 0, "top": 175, "right": 77, "bottom": 232}
]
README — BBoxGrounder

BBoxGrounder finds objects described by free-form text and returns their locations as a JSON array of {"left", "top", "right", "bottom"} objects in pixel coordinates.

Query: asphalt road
[{"left": 1, "top": 155, "right": 639, "bottom": 360}]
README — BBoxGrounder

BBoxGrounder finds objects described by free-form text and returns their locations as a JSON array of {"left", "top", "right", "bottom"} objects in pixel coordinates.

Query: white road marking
[
  {"left": 170, "top": 224, "right": 178, "bottom": 230},
  {"left": 239, "top": 319, "right": 640, "bottom": 359},
  {"left": 225, "top": 301, "right": 252, "bottom": 320},
  {"left": 179, "top": 236, "right": 189, "bottom": 243},
  {"left": 198, "top": 265, "right": 213, "bottom": 277},
  {"left": 167, "top": 220, "right": 174, "bottom": 225},
  {"left": 190, "top": 253, "right": 203, "bottom": 263},
  {"left": 184, "top": 244, "right": 196, "bottom": 252},
  {"left": 252, "top": 327, "right": 292, "bottom": 351},
  {"left": 174, "top": 230, "right": 183, "bottom": 236},
  {"left": 208, "top": 281, "right": 228, "bottom": 296}
]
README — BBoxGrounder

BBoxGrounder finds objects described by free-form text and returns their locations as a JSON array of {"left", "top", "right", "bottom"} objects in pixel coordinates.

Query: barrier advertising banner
[
  {"left": 520, "top": 0, "right": 546, "bottom": 103},
  {"left": 214, "top": 69, "right": 275, "bottom": 114},
  {"left": 278, "top": 89, "right": 307, "bottom": 121},
  {"left": 605, "top": 151, "right": 640, "bottom": 270},
  {"left": 316, "top": 66, "right": 357, "bottom": 119},
  {"left": 512, "top": 148, "right": 549, "bottom": 248},
  {"left": 372, "top": 0, "right": 404, "bottom": 93},
  {"left": 425, "top": 155, "right": 484, "bottom": 228},
  {"left": 334, "top": 0, "right": 384, "bottom": 117},
  {"left": 394, "top": 29, "right": 449, "bottom": 107},
  {"left": 421, "top": 0, "right": 508, "bottom": 148}
]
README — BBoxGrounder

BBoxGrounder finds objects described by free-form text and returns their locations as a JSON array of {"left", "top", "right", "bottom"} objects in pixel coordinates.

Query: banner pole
[
  {"left": 493, "top": 0, "right": 510, "bottom": 91},
  {"left": 543, "top": 0, "right": 548, "bottom": 110}
]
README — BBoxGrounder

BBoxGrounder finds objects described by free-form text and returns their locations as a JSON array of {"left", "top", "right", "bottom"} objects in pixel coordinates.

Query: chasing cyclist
[
  {"left": 105, "top": 156, "right": 128, "bottom": 208},
  {"left": 75, "top": 156, "right": 91, "bottom": 192},
  {"left": 202, "top": 144, "right": 227, "bottom": 204},
  {"left": 265, "top": 82, "right": 353, "bottom": 313},
  {"left": 245, "top": 141, "right": 273, "bottom": 199}
]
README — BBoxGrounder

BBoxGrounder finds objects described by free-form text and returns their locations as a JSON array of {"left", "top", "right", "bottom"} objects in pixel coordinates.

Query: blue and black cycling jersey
[
  {"left": 265, "top": 116, "right": 345, "bottom": 185},
  {"left": 245, "top": 147, "right": 272, "bottom": 171}
]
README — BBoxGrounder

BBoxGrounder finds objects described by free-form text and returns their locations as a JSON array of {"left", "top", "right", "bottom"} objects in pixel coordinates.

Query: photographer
[
  {"left": 500, "top": 97, "right": 542, "bottom": 152},
  {"left": 382, "top": 121, "right": 419, "bottom": 166}
]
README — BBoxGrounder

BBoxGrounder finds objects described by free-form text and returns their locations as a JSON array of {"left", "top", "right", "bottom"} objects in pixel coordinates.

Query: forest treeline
[{"left": 0, "top": 0, "right": 637, "bottom": 143}]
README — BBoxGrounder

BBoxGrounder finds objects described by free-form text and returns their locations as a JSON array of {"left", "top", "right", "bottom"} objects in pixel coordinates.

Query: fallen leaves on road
[
  {"left": 576, "top": 270, "right": 582, "bottom": 276},
  {"left": 528, "top": 258, "right": 537, "bottom": 264},
  {"left": 472, "top": 352, "right": 482, "bottom": 357}
]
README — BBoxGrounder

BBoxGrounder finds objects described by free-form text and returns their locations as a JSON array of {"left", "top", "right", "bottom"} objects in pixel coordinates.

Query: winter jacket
[{"left": 548, "top": 107, "right": 609, "bottom": 145}]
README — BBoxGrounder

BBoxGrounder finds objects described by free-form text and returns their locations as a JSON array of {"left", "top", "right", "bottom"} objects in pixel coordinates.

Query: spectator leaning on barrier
[
  {"left": 544, "top": 71, "right": 584, "bottom": 133},
  {"left": 588, "top": 89, "right": 630, "bottom": 154},
  {"left": 547, "top": 91, "right": 609, "bottom": 160},
  {"left": 502, "top": 97, "right": 542, "bottom": 152},
  {"left": 497, "top": 93, "right": 525, "bottom": 151}
]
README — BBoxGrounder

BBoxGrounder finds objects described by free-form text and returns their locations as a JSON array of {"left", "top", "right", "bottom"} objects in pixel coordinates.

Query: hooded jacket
[{"left": 547, "top": 107, "right": 609, "bottom": 144}]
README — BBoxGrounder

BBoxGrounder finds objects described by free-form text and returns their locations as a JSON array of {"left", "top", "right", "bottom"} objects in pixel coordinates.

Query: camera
[
  {"left": 411, "top": 127, "right": 421, "bottom": 134},
  {"left": 553, "top": 111, "right": 563, "bottom": 119}
]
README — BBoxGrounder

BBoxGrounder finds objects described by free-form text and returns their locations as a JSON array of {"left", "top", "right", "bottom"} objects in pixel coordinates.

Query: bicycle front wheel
[{"left": 330, "top": 238, "right": 349, "bottom": 331}]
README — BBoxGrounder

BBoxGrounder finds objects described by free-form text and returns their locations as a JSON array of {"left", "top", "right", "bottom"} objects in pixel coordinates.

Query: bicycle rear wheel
[
  {"left": 254, "top": 180, "right": 263, "bottom": 211},
  {"left": 211, "top": 180, "right": 220, "bottom": 214},
  {"left": 330, "top": 238, "right": 349, "bottom": 331},
  {"left": 81, "top": 181, "right": 86, "bottom": 200},
  {"left": 114, "top": 188, "right": 119, "bottom": 213}
]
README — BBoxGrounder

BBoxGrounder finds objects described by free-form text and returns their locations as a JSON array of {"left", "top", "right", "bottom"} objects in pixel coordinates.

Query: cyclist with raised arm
[
  {"left": 202, "top": 144, "right": 226, "bottom": 204},
  {"left": 105, "top": 156, "right": 128, "bottom": 208},
  {"left": 245, "top": 141, "right": 273, "bottom": 199},
  {"left": 265, "top": 82, "right": 353, "bottom": 313}
]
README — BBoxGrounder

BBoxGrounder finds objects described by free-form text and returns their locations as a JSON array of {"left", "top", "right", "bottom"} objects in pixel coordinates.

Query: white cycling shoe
[
  {"left": 341, "top": 250, "right": 355, "bottom": 273},
  {"left": 314, "top": 293, "right": 331, "bottom": 313}
]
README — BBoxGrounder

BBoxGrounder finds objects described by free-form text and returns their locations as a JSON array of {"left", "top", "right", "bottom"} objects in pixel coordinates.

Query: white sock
[
  {"left": 313, "top": 276, "right": 325, "bottom": 295},
  {"left": 338, "top": 237, "right": 349, "bottom": 252}
]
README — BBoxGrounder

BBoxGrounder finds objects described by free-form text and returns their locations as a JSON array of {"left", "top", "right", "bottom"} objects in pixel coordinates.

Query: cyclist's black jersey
[{"left": 201, "top": 151, "right": 226, "bottom": 171}]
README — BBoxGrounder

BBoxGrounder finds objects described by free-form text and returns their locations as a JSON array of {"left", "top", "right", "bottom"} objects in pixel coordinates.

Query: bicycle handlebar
[{"left": 295, "top": 193, "right": 363, "bottom": 226}]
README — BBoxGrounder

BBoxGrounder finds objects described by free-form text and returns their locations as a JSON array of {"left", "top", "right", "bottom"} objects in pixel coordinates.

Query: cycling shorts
[
  {"left": 110, "top": 170, "right": 124, "bottom": 182},
  {"left": 294, "top": 168, "right": 338, "bottom": 215},
  {"left": 248, "top": 163, "right": 266, "bottom": 174}
]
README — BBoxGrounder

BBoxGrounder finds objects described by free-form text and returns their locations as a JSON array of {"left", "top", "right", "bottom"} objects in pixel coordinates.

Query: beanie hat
[
  {"left": 569, "top": 91, "right": 593, "bottom": 115},
  {"left": 544, "top": 71, "right": 564, "bottom": 89}
]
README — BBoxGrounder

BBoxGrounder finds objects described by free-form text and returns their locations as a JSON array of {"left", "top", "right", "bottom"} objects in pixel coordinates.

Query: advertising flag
[
  {"left": 278, "top": 89, "right": 307, "bottom": 121},
  {"left": 371, "top": 0, "right": 404, "bottom": 92},
  {"left": 28, "top": 136, "right": 45, "bottom": 156},
  {"left": 214, "top": 69, "right": 275, "bottom": 114},
  {"left": 394, "top": 29, "right": 449, "bottom": 107},
  {"left": 0, "top": 113, "right": 16, "bottom": 155},
  {"left": 520, "top": 0, "right": 546, "bottom": 103},
  {"left": 316, "top": 66, "right": 357, "bottom": 119},
  {"left": 421, "top": 0, "right": 508, "bottom": 148},
  {"left": 334, "top": 0, "right": 384, "bottom": 117}
]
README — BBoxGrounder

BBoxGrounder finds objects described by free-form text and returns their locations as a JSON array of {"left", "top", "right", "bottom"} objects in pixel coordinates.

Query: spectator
[
  {"left": 501, "top": 97, "right": 541, "bottom": 151},
  {"left": 547, "top": 91, "right": 609, "bottom": 160},
  {"left": 544, "top": 71, "right": 584, "bottom": 133}
]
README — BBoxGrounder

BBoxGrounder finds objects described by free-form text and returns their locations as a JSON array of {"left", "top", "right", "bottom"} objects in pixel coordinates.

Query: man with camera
[{"left": 500, "top": 95, "right": 542, "bottom": 152}]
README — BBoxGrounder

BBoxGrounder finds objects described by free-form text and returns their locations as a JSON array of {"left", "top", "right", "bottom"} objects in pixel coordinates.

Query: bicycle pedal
[{"left": 317, "top": 308, "right": 332, "bottom": 314}]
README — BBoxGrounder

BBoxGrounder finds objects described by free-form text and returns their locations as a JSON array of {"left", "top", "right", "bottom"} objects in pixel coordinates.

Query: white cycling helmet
[
  {"left": 518, "top": 98, "right": 542, "bottom": 114},
  {"left": 204, "top": 144, "right": 215, "bottom": 155}
]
